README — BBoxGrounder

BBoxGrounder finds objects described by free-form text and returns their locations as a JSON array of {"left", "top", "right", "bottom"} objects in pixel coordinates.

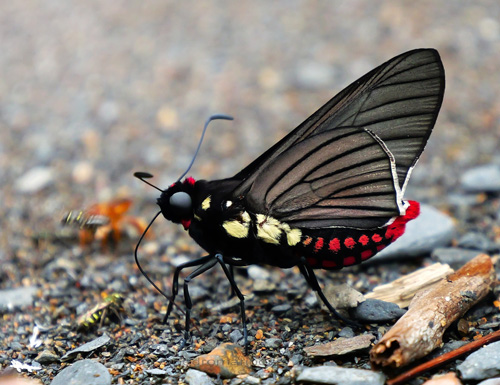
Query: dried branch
[
  {"left": 365, "top": 262, "right": 454, "bottom": 308},
  {"left": 387, "top": 329, "right": 500, "bottom": 385},
  {"left": 370, "top": 254, "right": 496, "bottom": 368}
]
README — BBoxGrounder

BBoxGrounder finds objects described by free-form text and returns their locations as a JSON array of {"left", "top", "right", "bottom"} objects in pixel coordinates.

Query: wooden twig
[
  {"left": 365, "top": 262, "right": 454, "bottom": 308},
  {"left": 387, "top": 328, "right": 500, "bottom": 385},
  {"left": 370, "top": 254, "right": 496, "bottom": 368}
]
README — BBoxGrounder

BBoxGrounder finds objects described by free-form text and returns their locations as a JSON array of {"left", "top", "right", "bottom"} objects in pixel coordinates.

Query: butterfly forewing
[
  {"left": 233, "top": 50, "right": 443, "bottom": 191},
  {"left": 232, "top": 49, "right": 444, "bottom": 229}
]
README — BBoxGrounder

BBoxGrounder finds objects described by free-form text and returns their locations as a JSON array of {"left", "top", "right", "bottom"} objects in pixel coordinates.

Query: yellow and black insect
[
  {"left": 63, "top": 210, "right": 110, "bottom": 229},
  {"left": 77, "top": 293, "right": 125, "bottom": 330}
]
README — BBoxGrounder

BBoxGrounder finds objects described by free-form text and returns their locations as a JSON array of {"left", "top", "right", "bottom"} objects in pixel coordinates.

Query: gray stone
[
  {"left": 323, "top": 284, "right": 365, "bottom": 310},
  {"left": 264, "top": 338, "right": 282, "bottom": 349},
  {"left": 372, "top": 204, "right": 455, "bottom": 261},
  {"left": 296, "top": 366, "right": 385, "bottom": 385},
  {"left": 461, "top": 164, "right": 500, "bottom": 192},
  {"left": 351, "top": 299, "right": 406, "bottom": 322},
  {"left": 457, "top": 232, "right": 498, "bottom": 253},
  {"left": 431, "top": 247, "right": 483, "bottom": 268},
  {"left": 145, "top": 368, "right": 167, "bottom": 376},
  {"left": 0, "top": 286, "right": 38, "bottom": 312},
  {"left": 457, "top": 340, "right": 500, "bottom": 380},
  {"left": 61, "top": 334, "right": 111, "bottom": 362},
  {"left": 229, "top": 329, "right": 243, "bottom": 343},
  {"left": 15, "top": 166, "right": 54, "bottom": 193},
  {"left": 477, "top": 379, "right": 500, "bottom": 385},
  {"left": 35, "top": 349, "right": 60, "bottom": 364},
  {"left": 50, "top": 359, "right": 111, "bottom": 385},
  {"left": 185, "top": 368, "right": 215, "bottom": 385},
  {"left": 271, "top": 303, "right": 291, "bottom": 314}
]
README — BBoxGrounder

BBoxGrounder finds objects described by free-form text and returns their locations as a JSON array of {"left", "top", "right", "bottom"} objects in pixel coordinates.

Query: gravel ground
[{"left": 1, "top": 1, "right": 500, "bottom": 384}]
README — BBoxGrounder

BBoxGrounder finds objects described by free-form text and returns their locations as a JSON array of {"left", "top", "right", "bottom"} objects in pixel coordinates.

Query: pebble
[
  {"left": 190, "top": 343, "right": 252, "bottom": 379},
  {"left": 431, "top": 247, "right": 483, "bottom": 268},
  {"left": 50, "top": 359, "right": 111, "bottom": 385},
  {"left": 456, "top": 232, "right": 499, "bottom": 253},
  {"left": 460, "top": 164, "right": 500, "bottom": 192},
  {"left": 229, "top": 329, "right": 243, "bottom": 343},
  {"left": 271, "top": 303, "right": 292, "bottom": 314},
  {"left": 478, "top": 378, "right": 500, "bottom": 385},
  {"left": 15, "top": 166, "right": 54, "bottom": 193},
  {"left": 0, "top": 286, "right": 38, "bottom": 312},
  {"left": 421, "top": 372, "right": 462, "bottom": 385},
  {"left": 247, "top": 265, "right": 271, "bottom": 280},
  {"left": 303, "top": 334, "right": 375, "bottom": 357},
  {"left": 145, "top": 368, "right": 167, "bottom": 376},
  {"left": 185, "top": 369, "right": 215, "bottom": 385},
  {"left": 373, "top": 204, "right": 455, "bottom": 260},
  {"left": 61, "top": 334, "right": 111, "bottom": 362},
  {"left": 35, "top": 350, "right": 59, "bottom": 364},
  {"left": 351, "top": 299, "right": 406, "bottom": 322},
  {"left": 337, "top": 327, "right": 354, "bottom": 338},
  {"left": 296, "top": 366, "right": 385, "bottom": 385},
  {"left": 264, "top": 338, "right": 282, "bottom": 349},
  {"left": 323, "top": 284, "right": 365, "bottom": 310},
  {"left": 457, "top": 340, "right": 500, "bottom": 380}
]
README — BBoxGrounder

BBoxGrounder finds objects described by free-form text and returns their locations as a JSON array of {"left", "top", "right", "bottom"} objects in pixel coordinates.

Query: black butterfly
[{"left": 135, "top": 49, "right": 445, "bottom": 348}]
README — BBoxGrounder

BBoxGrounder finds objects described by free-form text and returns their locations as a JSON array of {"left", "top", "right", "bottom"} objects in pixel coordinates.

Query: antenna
[
  {"left": 133, "top": 172, "right": 164, "bottom": 192},
  {"left": 176, "top": 114, "right": 234, "bottom": 182}
]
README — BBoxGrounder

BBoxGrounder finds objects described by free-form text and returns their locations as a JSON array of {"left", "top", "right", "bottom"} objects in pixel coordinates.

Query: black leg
[
  {"left": 179, "top": 257, "right": 218, "bottom": 348},
  {"left": 227, "top": 264, "right": 236, "bottom": 299},
  {"left": 163, "top": 255, "right": 214, "bottom": 324},
  {"left": 299, "top": 257, "right": 360, "bottom": 327},
  {"left": 215, "top": 254, "right": 249, "bottom": 353}
]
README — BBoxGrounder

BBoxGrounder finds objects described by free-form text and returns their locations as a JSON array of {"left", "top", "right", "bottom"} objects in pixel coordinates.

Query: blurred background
[{"left": 1, "top": 0, "right": 499, "bottom": 256}]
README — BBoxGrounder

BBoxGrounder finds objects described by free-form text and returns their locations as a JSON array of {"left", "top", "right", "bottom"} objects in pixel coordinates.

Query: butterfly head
[{"left": 157, "top": 178, "right": 196, "bottom": 229}]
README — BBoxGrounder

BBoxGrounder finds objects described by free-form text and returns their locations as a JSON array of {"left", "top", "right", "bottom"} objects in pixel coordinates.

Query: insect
[
  {"left": 64, "top": 198, "right": 149, "bottom": 248},
  {"left": 134, "top": 49, "right": 445, "bottom": 348},
  {"left": 77, "top": 293, "right": 125, "bottom": 330}
]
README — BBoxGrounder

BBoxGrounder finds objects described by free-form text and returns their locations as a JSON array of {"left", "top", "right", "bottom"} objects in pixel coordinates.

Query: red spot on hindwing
[
  {"left": 314, "top": 238, "right": 324, "bottom": 252},
  {"left": 385, "top": 200, "right": 420, "bottom": 242},
  {"left": 343, "top": 256, "right": 356, "bottom": 266},
  {"left": 322, "top": 260, "right": 337, "bottom": 268},
  {"left": 344, "top": 237, "right": 356, "bottom": 249},
  {"left": 303, "top": 237, "right": 313, "bottom": 246},
  {"left": 306, "top": 257, "right": 317, "bottom": 267},
  {"left": 361, "top": 250, "right": 373, "bottom": 260},
  {"left": 372, "top": 234, "right": 382, "bottom": 243},
  {"left": 328, "top": 238, "right": 341, "bottom": 252},
  {"left": 359, "top": 235, "right": 369, "bottom": 246}
]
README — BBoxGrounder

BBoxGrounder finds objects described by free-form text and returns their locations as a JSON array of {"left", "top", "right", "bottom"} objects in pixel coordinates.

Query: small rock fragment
[
  {"left": 303, "top": 334, "right": 375, "bottom": 357},
  {"left": 421, "top": 372, "right": 462, "bottom": 384},
  {"left": 35, "top": 350, "right": 59, "bottom": 364},
  {"left": 264, "top": 338, "right": 282, "bottom": 349},
  {"left": 457, "top": 340, "right": 500, "bottom": 380},
  {"left": 189, "top": 343, "right": 252, "bottom": 378},
  {"left": 323, "top": 284, "right": 365, "bottom": 310},
  {"left": 0, "top": 286, "right": 38, "bottom": 312},
  {"left": 185, "top": 369, "right": 215, "bottom": 385},
  {"left": 374, "top": 204, "right": 455, "bottom": 260},
  {"left": 296, "top": 365, "right": 385, "bottom": 385},
  {"left": 351, "top": 299, "right": 406, "bottom": 322},
  {"left": 15, "top": 167, "right": 54, "bottom": 193},
  {"left": 51, "top": 359, "right": 111, "bottom": 385},
  {"left": 145, "top": 368, "right": 167, "bottom": 376},
  {"left": 477, "top": 378, "right": 500, "bottom": 385},
  {"left": 61, "top": 334, "right": 111, "bottom": 362}
]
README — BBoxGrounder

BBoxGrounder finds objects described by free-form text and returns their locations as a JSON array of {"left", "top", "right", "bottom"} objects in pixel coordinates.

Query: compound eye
[{"left": 169, "top": 192, "right": 192, "bottom": 215}]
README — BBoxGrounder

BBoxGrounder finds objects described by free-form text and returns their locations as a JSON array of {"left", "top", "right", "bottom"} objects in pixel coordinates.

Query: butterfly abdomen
[{"left": 298, "top": 200, "right": 420, "bottom": 270}]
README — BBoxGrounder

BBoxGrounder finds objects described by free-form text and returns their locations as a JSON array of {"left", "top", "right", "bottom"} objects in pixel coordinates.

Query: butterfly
[{"left": 135, "top": 48, "right": 445, "bottom": 348}]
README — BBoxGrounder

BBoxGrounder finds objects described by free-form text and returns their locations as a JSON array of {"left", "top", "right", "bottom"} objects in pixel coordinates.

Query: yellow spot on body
[
  {"left": 223, "top": 211, "right": 251, "bottom": 239},
  {"left": 223, "top": 220, "right": 249, "bottom": 238},
  {"left": 285, "top": 228, "right": 302, "bottom": 246},
  {"left": 256, "top": 214, "right": 282, "bottom": 245},
  {"left": 194, "top": 213, "right": 202, "bottom": 221},
  {"left": 201, "top": 196, "right": 211, "bottom": 210}
]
